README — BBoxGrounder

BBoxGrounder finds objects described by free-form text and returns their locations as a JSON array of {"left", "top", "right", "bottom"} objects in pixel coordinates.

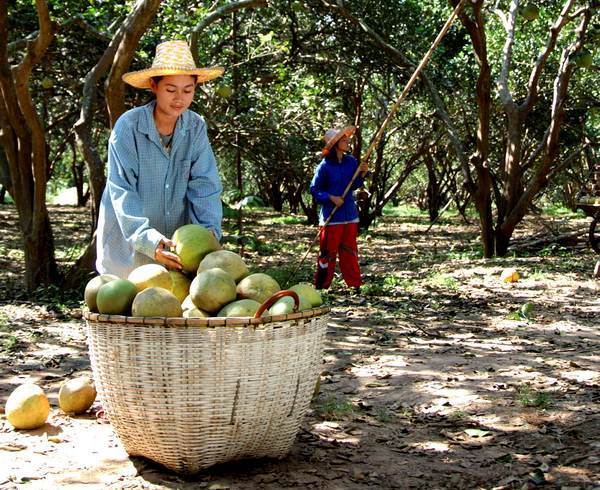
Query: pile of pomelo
[{"left": 84, "top": 223, "right": 323, "bottom": 318}]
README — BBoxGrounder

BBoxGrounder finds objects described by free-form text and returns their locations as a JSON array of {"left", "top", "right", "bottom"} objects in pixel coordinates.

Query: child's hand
[
  {"left": 359, "top": 162, "right": 369, "bottom": 173},
  {"left": 329, "top": 195, "right": 344, "bottom": 207}
]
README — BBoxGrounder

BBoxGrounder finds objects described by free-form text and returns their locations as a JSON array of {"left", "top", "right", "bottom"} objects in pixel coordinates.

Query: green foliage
[
  {"left": 315, "top": 394, "right": 354, "bottom": 420},
  {"left": 516, "top": 385, "right": 552, "bottom": 410}
]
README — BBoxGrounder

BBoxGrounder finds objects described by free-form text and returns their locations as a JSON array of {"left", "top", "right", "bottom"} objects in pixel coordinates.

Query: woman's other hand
[{"left": 154, "top": 238, "right": 183, "bottom": 270}]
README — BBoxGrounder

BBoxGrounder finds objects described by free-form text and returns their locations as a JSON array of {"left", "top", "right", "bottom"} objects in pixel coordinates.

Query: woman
[
  {"left": 310, "top": 126, "right": 368, "bottom": 290},
  {"left": 96, "top": 40, "right": 224, "bottom": 278}
]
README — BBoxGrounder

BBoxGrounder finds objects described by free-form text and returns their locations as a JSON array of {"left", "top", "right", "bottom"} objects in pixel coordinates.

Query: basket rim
[{"left": 83, "top": 305, "right": 331, "bottom": 327}]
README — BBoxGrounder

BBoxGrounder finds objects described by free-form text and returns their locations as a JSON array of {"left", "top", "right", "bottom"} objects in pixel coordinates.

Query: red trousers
[{"left": 314, "top": 223, "right": 362, "bottom": 289}]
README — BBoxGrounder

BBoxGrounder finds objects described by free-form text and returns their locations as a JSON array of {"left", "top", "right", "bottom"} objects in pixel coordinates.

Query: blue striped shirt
[{"left": 96, "top": 101, "right": 223, "bottom": 277}]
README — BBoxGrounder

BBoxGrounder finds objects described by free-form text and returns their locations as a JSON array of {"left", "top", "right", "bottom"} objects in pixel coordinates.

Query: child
[{"left": 310, "top": 126, "right": 368, "bottom": 290}]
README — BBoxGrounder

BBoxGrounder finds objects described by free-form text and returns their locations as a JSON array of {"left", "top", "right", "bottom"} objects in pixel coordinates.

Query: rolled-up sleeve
[
  {"left": 107, "top": 120, "right": 165, "bottom": 259},
  {"left": 187, "top": 121, "right": 223, "bottom": 240}
]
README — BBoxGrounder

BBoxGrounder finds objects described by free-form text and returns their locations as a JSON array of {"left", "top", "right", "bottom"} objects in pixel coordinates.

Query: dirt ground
[{"left": 0, "top": 204, "right": 598, "bottom": 489}]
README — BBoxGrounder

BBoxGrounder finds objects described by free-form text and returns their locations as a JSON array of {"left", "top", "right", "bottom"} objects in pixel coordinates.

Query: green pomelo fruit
[
  {"left": 236, "top": 273, "right": 281, "bottom": 303},
  {"left": 575, "top": 51, "right": 593, "bottom": 68},
  {"left": 190, "top": 268, "right": 237, "bottom": 313},
  {"left": 198, "top": 250, "right": 249, "bottom": 283},
  {"left": 131, "top": 287, "right": 183, "bottom": 317},
  {"left": 217, "top": 299, "right": 261, "bottom": 317},
  {"left": 521, "top": 4, "right": 539, "bottom": 21},
  {"left": 128, "top": 264, "right": 172, "bottom": 292},
  {"left": 41, "top": 77, "right": 54, "bottom": 89},
  {"left": 84, "top": 274, "right": 119, "bottom": 312},
  {"left": 169, "top": 270, "right": 191, "bottom": 303},
  {"left": 172, "top": 224, "right": 220, "bottom": 272},
  {"left": 268, "top": 295, "right": 311, "bottom": 315},
  {"left": 216, "top": 85, "right": 233, "bottom": 98},
  {"left": 96, "top": 279, "right": 138, "bottom": 315},
  {"left": 183, "top": 307, "right": 210, "bottom": 318},
  {"left": 289, "top": 282, "right": 323, "bottom": 307}
]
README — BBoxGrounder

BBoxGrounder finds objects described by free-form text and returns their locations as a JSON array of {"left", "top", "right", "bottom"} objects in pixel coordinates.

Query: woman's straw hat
[
  {"left": 322, "top": 126, "right": 356, "bottom": 156},
  {"left": 122, "top": 40, "right": 224, "bottom": 89}
]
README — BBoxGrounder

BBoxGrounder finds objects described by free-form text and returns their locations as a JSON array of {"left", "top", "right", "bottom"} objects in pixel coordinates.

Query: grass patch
[
  {"left": 315, "top": 395, "right": 354, "bottom": 420},
  {"left": 372, "top": 406, "right": 396, "bottom": 423},
  {"left": 425, "top": 272, "right": 459, "bottom": 289},
  {"left": 542, "top": 203, "right": 578, "bottom": 217},
  {"left": 2, "top": 335, "right": 19, "bottom": 353},
  {"left": 381, "top": 204, "right": 428, "bottom": 218},
  {"left": 516, "top": 385, "right": 552, "bottom": 409},
  {"left": 267, "top": 215, "right": 307, "bottom": 225}
]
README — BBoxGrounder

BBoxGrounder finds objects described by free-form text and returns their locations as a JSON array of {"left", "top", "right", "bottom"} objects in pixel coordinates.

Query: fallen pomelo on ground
[
  {"left": 5, "top": 383, "right": 50, "bottom": 430},
  {"left": 128, "top": 264, "right": 172, "bottom": 292},
  {"left": 198, "top": 250, "right": 249, "bottom": 282},
  {"left": 131, "top": 287, "right": 183, "bottom": 317},
  {"left": 59, "top": 377, "right": 97, "bottom": 415},
  {"left": 84, "top": 273, "right": 118, "bottom": 312},
  {"left": 190, "top": 267, "right": 237, "bottom": 313},
  {"left": 500, "top": 268, "right": 520, "bottom": 283},
  {"left": 236, "top": 273, "right": 281, "bottom": 303},
  {"left": 172, "top": 224, "right": 220, "bottom": 272},
  {"left": 96, "top": 278, "right": 138, "bottom": 315}
]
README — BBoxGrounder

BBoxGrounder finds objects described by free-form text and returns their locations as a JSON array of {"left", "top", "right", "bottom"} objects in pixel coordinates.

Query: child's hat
[
  {"left": 122, "top": 40, "right": 224, "bottom": 89},
  {"left": 322, "top": 126, "right": 356, "bottom": 156}
]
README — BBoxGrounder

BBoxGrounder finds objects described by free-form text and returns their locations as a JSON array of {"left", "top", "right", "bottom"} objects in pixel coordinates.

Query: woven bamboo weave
[{"left": 84, "top": 308, "right": 329, "bottom": 474}]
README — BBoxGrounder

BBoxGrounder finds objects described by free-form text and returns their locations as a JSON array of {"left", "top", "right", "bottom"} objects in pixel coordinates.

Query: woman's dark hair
[{"left": 151, "top": 75, "right": 198, "bottom": 86}]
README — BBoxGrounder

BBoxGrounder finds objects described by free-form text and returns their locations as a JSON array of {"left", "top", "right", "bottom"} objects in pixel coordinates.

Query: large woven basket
[{"left": 84, "top": 291, "right": 329, "bottom": 474}]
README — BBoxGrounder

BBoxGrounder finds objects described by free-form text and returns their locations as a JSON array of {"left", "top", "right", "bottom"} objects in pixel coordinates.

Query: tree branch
[{"left": 190, "top": 0, "right": 268, "bottom": 65}]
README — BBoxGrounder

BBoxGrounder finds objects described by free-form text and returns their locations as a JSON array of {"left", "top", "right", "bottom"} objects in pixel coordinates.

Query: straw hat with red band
[
  {"left": 122, "top": 40, "right": 224, "bottom": 89},
  {"left": 321, "top": 126, "right": 356, "bottom": 156}
]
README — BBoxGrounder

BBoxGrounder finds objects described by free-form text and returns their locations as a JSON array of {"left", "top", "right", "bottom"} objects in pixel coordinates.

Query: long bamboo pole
[{"left": 285, "top": 0, "right": 466, "bottom": 287}]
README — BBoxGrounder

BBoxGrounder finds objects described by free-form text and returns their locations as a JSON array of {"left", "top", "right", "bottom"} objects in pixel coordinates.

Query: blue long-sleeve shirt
[
  {"left": 96, "top": 101, "right": 223, "bottom": 277},
  {"left": 310, "top": 154, "right": 365, "bottom": 226}
]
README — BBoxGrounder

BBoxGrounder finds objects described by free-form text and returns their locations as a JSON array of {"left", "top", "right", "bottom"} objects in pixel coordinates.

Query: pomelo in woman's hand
[
  {"left": 6, "top": 383, "right": 50, "bottom": 430},
  {"left": 172, "top": 224, "right": 220, "bottom": 272},
  {"left": 59, "top": 377, "right": 97, "bottom": 415}
]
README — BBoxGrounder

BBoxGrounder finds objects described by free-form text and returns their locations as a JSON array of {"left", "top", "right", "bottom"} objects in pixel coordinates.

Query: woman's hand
[
  {"left": 329, "top": 195, "right": 344, "bottom": 207},
  {"left": 154, "top": 238, "right": 183, "bottom": 270},
  {"left": 359, "top": 161, "right": 369, "bottom": 174}
]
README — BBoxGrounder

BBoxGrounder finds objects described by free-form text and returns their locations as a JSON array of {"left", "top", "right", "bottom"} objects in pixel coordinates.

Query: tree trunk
[
  {"left": 0, "top": 0, "right": 59, "bottom": 291},
  {"left": 105, "top": 0, "right": 162, "bottom": 127}
]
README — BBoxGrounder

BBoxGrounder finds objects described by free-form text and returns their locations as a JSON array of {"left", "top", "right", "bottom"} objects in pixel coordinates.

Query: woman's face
[
  {"left": 150, "top": 75, "right": 196, "bottom": 118},
  {"left": 336, "top": 135, "right": 350, "bottom": 152}
]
